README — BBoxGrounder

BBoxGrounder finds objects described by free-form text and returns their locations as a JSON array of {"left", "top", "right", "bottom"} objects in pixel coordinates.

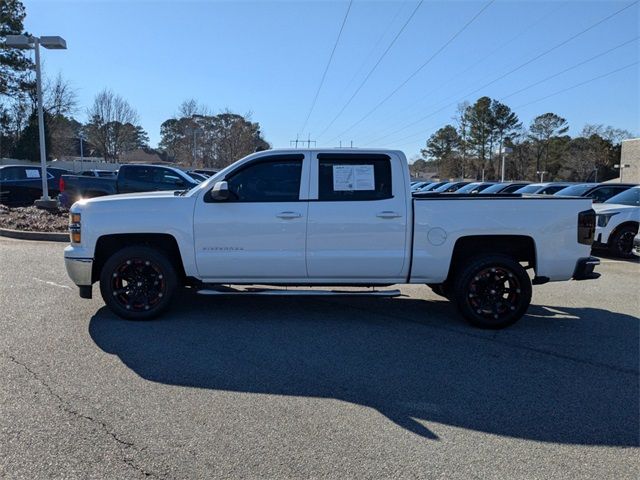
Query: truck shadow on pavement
[{"left": 88, "top": 291, "right": 639, "bottom": 446}]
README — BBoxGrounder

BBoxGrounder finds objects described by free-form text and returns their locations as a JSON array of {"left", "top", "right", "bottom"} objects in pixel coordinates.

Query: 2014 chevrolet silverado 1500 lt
[{"left": 64, "top": 149, "right": 600, "bottom": 329}]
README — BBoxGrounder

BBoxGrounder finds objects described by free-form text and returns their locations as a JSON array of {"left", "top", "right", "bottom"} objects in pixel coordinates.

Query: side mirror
[{"left": 211, "top": 181, "right": 230, "bottom": 201}]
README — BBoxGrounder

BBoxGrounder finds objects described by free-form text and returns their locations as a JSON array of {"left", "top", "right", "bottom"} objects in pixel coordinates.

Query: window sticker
[
  {"left": 25, "top": 169, "right": 40, "bottom": 178},
  {"left": 332, "top": 164, "right": 375, "bottom": 191}
]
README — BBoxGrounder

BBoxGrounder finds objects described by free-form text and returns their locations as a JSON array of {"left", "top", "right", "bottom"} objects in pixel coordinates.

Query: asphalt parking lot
[{"left": 0, "top": 237, "right": 638, "bottom": 479}]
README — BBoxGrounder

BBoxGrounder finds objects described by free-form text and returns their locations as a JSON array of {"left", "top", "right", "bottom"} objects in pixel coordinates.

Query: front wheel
[
  {"left": 608, "top": 225, "right": 637, "bottom": 259},
  {"left": 99, "top": 246, "right": 177, "bottom": 320},
  {"left": 452, "top": 255, "right": 532, "bottom": 329}
]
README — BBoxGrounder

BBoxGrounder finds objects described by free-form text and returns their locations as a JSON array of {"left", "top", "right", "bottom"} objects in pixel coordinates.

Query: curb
[{"left": 0, "top": 227, "right": 68, "bottom": 243}]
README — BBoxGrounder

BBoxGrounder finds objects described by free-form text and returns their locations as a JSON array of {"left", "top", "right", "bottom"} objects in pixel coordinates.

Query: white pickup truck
[{"left": 64, "top": 149, "right": 600, "bottom": 329}]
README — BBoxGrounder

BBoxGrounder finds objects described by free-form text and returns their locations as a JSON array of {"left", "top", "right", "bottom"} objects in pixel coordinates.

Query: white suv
[{"left": 593, "top": 186, "right": 640, "bottom": 258}]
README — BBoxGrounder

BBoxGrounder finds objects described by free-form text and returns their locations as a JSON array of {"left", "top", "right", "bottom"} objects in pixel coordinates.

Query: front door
[{"left": 193, "top": 153, "right": 309, "bottom": 281}]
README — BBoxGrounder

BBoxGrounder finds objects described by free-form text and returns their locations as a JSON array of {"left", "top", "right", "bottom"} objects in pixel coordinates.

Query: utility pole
[
  {"left": 536, "top": 170, "right": 548, "bottom": 182},
  {"left": 290, "top": 134, "right": 316, "bottom": 148}
]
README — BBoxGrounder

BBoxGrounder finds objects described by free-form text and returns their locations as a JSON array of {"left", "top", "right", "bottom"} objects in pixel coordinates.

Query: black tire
[
  {"left": 452, "top": 255, "right": 532, "bottom": 329},
  {"left": 608, "top": 225, "right": 637, "bottom": 259},
  {"left": 99, "top": 245, "right": 177, "bottom": 320}
]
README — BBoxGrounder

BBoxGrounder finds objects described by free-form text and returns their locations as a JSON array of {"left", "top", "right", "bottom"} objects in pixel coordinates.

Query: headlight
[
  {"left": 596, "top": 212, "right": 619, "bottom": 227},
  {"left": 69, "top": 212, "right": 81, "bottom": 244}
]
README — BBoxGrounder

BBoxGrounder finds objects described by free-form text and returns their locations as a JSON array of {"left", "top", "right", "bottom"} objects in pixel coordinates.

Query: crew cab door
[
  {"left": 306, "top": 152, "right": 409, "bottom": 281},
  {"left": 193, "top": 153, "right": 310, "bottom": 280}
]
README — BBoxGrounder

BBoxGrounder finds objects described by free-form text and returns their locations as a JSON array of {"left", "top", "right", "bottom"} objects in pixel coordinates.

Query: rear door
[
  {"left": 194, "top": 153, "right": 310, "bottom": 280},
  {"left": 306, "top": 152, "right": 409, "bottom": 281}
]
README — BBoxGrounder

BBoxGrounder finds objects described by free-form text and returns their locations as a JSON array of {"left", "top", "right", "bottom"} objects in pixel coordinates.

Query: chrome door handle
[
  {"left": 276, "top": 211, "right": 302, "bottom": 219},
  {"left": 376, "top": 211, "right": 402, "bottom": 219}
]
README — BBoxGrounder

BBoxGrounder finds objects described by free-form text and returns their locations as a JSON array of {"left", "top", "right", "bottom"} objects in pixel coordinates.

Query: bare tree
[
  {"left": 85, "top": 89, "right": 139, "bottom": 162},
  {"left": 45, "top": 73, "right": 79, "bottom": 158}
]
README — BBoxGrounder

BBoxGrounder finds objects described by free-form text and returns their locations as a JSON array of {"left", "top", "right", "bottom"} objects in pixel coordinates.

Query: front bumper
[
  {"left": 572, "top": 256, "right": 601, "bottom": 281},
  {"left": 64, "top": 257, "right": 93, "bottom": 286}
]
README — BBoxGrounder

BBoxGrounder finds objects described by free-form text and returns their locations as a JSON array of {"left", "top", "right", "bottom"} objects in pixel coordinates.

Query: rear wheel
[
  {"left": 99, "top": 246, "right": 177, "bottom": 320},
  {"left": 608, "top": 225, "right": 637, "bottom": 259},
  {"left": 428, "top": 283, "right": 452, "bottom": 300},
  {"left": 453, "top": 255, "right": 532, "bottom": 329}
]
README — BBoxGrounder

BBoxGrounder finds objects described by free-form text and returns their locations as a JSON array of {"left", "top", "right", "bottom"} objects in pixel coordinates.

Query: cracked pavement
[{"left": 0, "top": 237, "right": 638, "bottom": 479}]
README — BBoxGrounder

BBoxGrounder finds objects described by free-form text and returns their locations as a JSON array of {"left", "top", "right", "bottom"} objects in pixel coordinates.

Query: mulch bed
[{"left": 0, "top": 205, "right": 69, "bottom": 233}]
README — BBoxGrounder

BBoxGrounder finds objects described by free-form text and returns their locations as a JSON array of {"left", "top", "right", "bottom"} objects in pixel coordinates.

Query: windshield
[
  {"left": 604, "top": 188, "right": 640, "bottom": 206},
  {"left": 433, "top": 182, "right": 456, "bottom": 192},
  {"left": 480, "top": 183, "right": 509, "bottom": 194},
  {"left": 455, "top": 182, "right": 482, "bottom": 193},
  {"left": 554, "top": 184, "right": 593, "bottom": 196},
  {"left": 514, "top": 184, "right": 543, "bottom": 194}
]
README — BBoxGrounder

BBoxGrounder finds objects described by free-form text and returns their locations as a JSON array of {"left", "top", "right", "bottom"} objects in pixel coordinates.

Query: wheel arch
[
  {"left": 446, "top": 235, "right": 536, "bottom": 283},
  {"left": 608, "top": 221, "right": 639, "bottom": 246},
  {"left": 93, "top": 233, "right": 187, "bottom": 284}
]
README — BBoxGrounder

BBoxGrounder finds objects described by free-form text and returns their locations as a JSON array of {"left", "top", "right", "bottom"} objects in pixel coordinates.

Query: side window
[
  {"left": 1, "top": 167, "right": 26, "bottom": 180},
  {"left": 123, "top": 167, "right": 152, "bottom": 182},
  {"left": 225, "top": 156, "right": 303, "bottom": 202},
  {"left": 541, "top": 185, "right": 564, "bottom": 194},
  {"left": 318, "top": 154, "right": 392, "bottom": 201},
  {"left": 157, "top": 169, "right": 186, "bottom": 187},
  {"left": 590, "top": 187, "right": 622, "bottom": 203},
  {"left": 502, "top": 184, "right": 525, "bottom": 193}
]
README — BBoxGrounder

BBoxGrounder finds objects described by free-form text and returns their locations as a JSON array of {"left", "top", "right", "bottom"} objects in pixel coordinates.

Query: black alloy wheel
[
  {"left": 453, "top": 255, "right": 532, "bottom": 329},
  {"left": 100, "top": 246, "right": 177, "bottom": 320},
  {"left": 609, "top": 225, "right": 637, "bottom": 259}
]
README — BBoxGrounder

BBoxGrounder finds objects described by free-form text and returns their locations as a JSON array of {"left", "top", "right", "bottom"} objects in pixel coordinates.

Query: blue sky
[{"left": 23, "top": 0, "right": 639, "bottom": 158}]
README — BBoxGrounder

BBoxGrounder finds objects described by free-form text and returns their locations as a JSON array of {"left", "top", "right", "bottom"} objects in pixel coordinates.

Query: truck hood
[
  {"left": 79, "top": 190, "right": 183, "bottom": 205},
  {"left": 592, "top": 203, "right": 639, "bottom": 214}
]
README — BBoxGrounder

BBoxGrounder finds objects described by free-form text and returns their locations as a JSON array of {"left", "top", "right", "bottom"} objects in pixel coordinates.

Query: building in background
[{"left": 619, "top": 138, "right": 639, "bottom": 183}]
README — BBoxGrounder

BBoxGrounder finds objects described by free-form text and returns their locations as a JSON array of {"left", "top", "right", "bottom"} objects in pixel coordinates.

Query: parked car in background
[
  {"left": 79, "top": 170, "right": 117, "bottom": 178},
  {"left": 513, "top": 182, "right": 575, "bottom": 195},
  {"left": 411, "top": 181, "right": 431, "bottom": 191},
  {"left": 415, "top": 181, "right": 448, "bottom": 192},
  {"left": 59, "top": 164, "right": 199, "bottom": 208},
  {"left": 454, "top": 182, "right": 496, "bottom": 194},
  {"left": 431, "top": 181, "right": 470, "bottom": 193},
  {"left": 479, "top": 182, "right": 531, "bottom": 194},
  {"left": 0, "top": 165, "right": 71, "bottom": 206},
  {"left": 187, "top": 171, "right": 209, "bottom": 182},
  {"left": 592, "top": 186, "right": 639, "bottom": 258},
  {"left": 554, "top": 183, "right": 636, "bottom": 203},
  {"left": 192, "top": 169, "right": 218, "bottom": 178}
]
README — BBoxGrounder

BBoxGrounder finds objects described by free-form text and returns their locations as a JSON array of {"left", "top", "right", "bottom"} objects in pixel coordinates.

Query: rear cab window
[{"left": 317, "top": 153, "right": 392, "bottom": 201}]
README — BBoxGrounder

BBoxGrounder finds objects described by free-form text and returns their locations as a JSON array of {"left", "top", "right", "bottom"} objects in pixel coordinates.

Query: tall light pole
[
  {"left": 536, "top": 170, "right": 548, "bottom": 182},
  {"left": 500, "top": 145, "right": 513, "bottom": 182},
  {"left": 5, "top": 34, "right": 67, "bottom": 208}
]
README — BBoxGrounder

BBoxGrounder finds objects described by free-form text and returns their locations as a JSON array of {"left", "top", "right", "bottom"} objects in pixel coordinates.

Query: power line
[
  {"left": 358, "top": 1, "right": 565, "bottom": 145},
  {"left": 336, "top": 2, "right": 408, "bottom": 102},
  {"left": 500, "top": 36, "right": 639, "bottom": 101},
  {"left": 299, "top": 0, "right": 353, "bottom": 136},
  {"left": 513, "top": 61, "right": 639, "bottom": 109},
  {"left": 327, "top": 0, "right": 495, "bottom": 143},
  {"left": 315, "top": 0, "right": 424, "bottom": 139},
  {"left": 367, "top": 0, "right": 638, "bottom": 146},
  {"left": 385, "top": 61, "right": 638, "bottom": 149}
]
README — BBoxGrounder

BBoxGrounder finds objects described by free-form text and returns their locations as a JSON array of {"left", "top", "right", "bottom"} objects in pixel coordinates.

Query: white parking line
[{"left": 33, "top": 278, "right": 72, "bottom": 290}]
